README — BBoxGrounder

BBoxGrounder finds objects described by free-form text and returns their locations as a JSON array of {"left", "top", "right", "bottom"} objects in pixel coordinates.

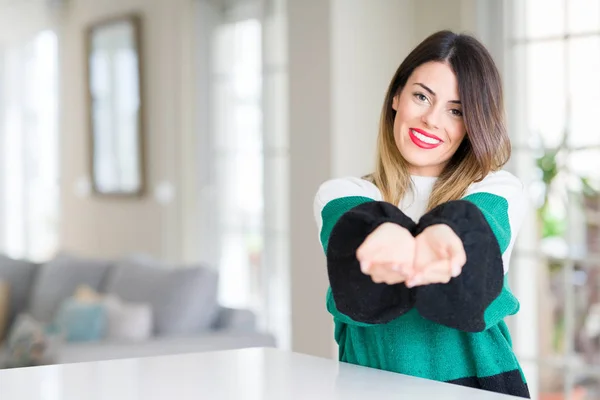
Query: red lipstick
[{"left": 409, "top": 128, "right": 443, "bottom": 149}]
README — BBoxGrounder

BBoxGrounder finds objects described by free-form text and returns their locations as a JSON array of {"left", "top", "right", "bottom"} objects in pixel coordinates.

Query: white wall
[
  {"left": 414, "top": 0, "right": 478, "bottom": 40},
  {"left": 59, "top": 0, "right": 196, "bottom": 261},
  {"left": 287, "top": 0, "right": 334, "bottom": 359},
  {"left": 0, "top": 0, "right": 61, "bottom": 45},
  {"left": 330, "top": 0, "right": 416, "bottom": 178}
]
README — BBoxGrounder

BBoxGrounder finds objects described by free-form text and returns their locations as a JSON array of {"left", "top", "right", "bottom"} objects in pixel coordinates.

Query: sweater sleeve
[
  {"left": 314, "top": 177, "right": 416, "bottom": 326},
  {"left": 413, "top": 171, "right": 527, "bottom": 332}
]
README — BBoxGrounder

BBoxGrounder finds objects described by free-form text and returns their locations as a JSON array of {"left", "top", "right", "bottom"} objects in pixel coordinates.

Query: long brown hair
[{"left": 367, "top": 30, "right": 510, "bottom": 210}]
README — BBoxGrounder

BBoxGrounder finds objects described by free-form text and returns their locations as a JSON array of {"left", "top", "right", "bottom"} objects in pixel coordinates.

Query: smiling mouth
[{"left": 409, "top": 128, "right": 443, "bottom": 149}]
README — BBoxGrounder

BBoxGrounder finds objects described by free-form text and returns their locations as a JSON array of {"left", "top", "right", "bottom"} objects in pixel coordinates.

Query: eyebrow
[{"left": 414, "top": 83, "right": 461, "bottom": 105}]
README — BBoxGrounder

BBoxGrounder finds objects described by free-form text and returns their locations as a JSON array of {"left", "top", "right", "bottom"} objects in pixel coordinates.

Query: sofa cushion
[
  {"left": 54, "top": 297, "right": 107, "bottom": 343},
  {"left": 28, "top": 253, "right": 112, "bottom": 324},
  {"left": 103, "top": 295, "right": 153, "bottom": 341},
  {"left": 73, "top": 285, "right": 153, "bottom": 341},
  {"left": 104, "top": 258, "right": 219, "bottom": 336},
  {"left": 0, "top": 255, "right": 38, "bottom": 327},
  {"left": 211, "top": 306, "right": 257, "bottom": 332}
]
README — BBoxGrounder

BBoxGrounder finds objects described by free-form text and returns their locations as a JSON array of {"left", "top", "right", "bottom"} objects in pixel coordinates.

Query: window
[
  {"left": 198, "top": 0, "right": 290, "bottom": 348},
  {"left": 507, "top": 1, "right": 600, "bottom": 398},
  {"left": 210, "top": 17, "right": 264, "bottom": 311},
  {"left": 0, "top": 30, "right": 60, "bottom": 262}
]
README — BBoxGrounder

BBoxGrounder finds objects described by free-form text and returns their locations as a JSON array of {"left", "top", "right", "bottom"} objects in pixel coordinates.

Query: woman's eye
[
  {"left": 414, "top": 93, "right": 428, "bottom": 102},
  {"left": 451, "top": 109, "right": 463, "bottom": 117}
]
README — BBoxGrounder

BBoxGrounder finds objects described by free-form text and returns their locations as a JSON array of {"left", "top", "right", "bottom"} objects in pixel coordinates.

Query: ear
[{"left": 392, "top": 94, "right": 400, "bottom": 111}]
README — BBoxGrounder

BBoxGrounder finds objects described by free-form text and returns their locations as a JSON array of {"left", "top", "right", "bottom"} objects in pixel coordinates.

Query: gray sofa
[{"left": 0, "top": 253, "right": 276, "bottom": 367}]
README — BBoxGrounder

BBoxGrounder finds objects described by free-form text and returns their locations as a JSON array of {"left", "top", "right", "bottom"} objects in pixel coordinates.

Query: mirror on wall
[{"left": 86, "top": 14, "right": 145, "bottom": 197}]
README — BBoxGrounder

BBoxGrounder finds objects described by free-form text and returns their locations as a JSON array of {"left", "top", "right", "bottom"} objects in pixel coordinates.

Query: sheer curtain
[
  {"left": 210, "top": 16, "right": 264, "bottom": 312},
  {"left": 0, "top": 30, "right": 59, "bottom": 262},
  {"left": 198, "top": 0, "right": 291, "bottom": 348}
]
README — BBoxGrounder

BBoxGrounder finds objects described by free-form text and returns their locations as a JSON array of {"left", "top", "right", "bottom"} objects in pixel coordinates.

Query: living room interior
[{"left": 0, "top": 0, "right": 599, "bottom": 399}]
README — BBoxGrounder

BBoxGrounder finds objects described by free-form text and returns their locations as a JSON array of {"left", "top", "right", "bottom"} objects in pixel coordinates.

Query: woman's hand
[
  {"left": 356, "top": 222, "right": 415, "bottom": 284},
  {"left": 407, "top": 224, "right": 466, "bottom": 288}
]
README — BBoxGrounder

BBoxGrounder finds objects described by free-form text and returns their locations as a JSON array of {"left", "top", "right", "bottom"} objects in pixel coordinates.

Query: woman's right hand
[{"left": 356, "top": 222, "right": 415, "bottom": 285}]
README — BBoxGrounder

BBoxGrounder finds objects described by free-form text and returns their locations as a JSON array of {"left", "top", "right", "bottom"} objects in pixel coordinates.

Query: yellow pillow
[
  {"left": 74, "top": 285, "right": 102, "bottom": 303},
  {"left": 0, "top": 280, "right": 10, "bottom": 343}
]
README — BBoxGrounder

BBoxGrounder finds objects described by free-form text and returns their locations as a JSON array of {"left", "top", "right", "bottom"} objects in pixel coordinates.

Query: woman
[{"left": 313, "top": 30, "right": 529, "bottom": 398}]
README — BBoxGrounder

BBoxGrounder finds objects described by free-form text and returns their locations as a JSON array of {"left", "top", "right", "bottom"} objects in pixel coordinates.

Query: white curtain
[{"left": 0, "top": 30, "right": 59, "bottom": 262}]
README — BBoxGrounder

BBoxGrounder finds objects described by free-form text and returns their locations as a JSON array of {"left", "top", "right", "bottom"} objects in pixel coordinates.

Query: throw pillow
[
  {"left": 53, "top": 298, "right": 107, "bottom": 343},
  {"left": 72, "top": 285, "right": 153, "bottom": 341},
  {"left": 3, "top": 314, "right": 60, "bottom": 368},
  {"left": 104, "top": 295, "right": 153, "bottom": 341},
  {"left": 74, "top": 284, "right": 103, "bottom": 302}
]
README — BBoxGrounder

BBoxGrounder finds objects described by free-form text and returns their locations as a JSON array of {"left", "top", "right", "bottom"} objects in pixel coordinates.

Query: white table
[{"left": 0, "top": 347, "right": 523, "bottom": 399}]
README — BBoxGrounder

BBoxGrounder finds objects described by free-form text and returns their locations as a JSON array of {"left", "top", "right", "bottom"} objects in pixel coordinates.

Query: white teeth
[{"left": 412, "top": 130, "right": 441, "bottom": 145}]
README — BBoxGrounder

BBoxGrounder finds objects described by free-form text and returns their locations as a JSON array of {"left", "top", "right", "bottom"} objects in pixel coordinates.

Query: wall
[
  {"left": 287, "top": 0, "right": 334, "bottom": 358},
  {"left": 59, "top": 0, "right": 196, "bottom": 261},
  {"left": 413, "top": 0, "right": 478, "bottom": 41},
  {"left": 330, "top": 0, "right": 415, "bottom": 178},
  {"left": 0, "top": 1, "right": 60, "bottom": 45}
]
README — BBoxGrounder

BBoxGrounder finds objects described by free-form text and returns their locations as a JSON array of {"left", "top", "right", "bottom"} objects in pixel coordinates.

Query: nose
[{"left": 421, "top": 106, "right": 441, "bottom": 130}]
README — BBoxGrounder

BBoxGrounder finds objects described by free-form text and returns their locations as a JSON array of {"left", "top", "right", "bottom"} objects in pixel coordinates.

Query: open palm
[
  {"left": 408, "top": 224, "right": 466, "bottom": 287},
  {"left": 356, "top": 222, "right": 415, "bottom": 284}
]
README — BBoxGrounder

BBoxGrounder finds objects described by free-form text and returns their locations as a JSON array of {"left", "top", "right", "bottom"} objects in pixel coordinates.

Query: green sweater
[{"left": 314, "top": 171, "right": 529, "bottom": 398}]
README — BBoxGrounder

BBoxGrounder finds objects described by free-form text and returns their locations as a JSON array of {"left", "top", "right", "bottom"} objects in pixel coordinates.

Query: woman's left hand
[{"left": 407, "top": 224, "right": 466, "bottom": 288}]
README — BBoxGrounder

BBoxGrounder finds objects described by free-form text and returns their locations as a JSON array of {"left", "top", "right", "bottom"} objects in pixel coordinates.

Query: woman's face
[{"left": 392, "top": 61, "right": 467, "bottom": 177}]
